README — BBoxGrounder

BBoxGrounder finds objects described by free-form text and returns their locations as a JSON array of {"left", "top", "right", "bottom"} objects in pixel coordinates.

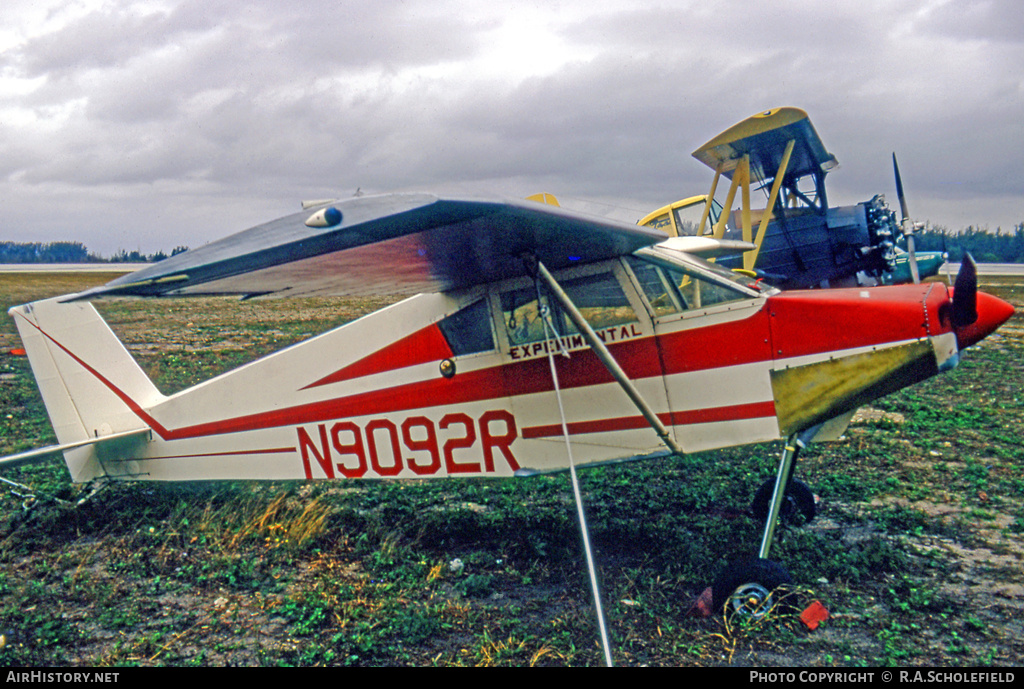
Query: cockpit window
[
  {"left": 437, "top": 299, "right": 495, "bottom": 355},
  {"left": 626, "top": 255, "right": 759, "bottom": 314},
  {"left": 672, "top": 270, "right": 748, "bottom": 309},
  {"left": 500, "top": 271, "right": 638, "bottom": 347},
  {"left": 627, "top": 258, "right": 685, "bottom": 316}
]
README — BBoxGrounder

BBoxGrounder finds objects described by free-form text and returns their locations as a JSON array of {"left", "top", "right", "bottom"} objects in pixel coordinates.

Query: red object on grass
[{"left": 800, "top": 600, "right": 830, "bottom": 630}]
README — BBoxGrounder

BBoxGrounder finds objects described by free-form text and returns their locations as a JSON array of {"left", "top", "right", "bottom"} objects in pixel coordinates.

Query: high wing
[{"left": 74, "top": 194, "right": 666, "bottom": 300}]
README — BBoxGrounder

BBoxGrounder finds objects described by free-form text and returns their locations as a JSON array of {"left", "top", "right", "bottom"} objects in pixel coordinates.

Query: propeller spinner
[{"left": 949, "top": 253, "right": 1015, "bottom": 350}]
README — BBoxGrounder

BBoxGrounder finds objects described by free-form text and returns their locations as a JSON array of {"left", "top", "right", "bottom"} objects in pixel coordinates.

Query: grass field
[{"left": 0, "top": 271, "right": 1022, "bottom": 667}]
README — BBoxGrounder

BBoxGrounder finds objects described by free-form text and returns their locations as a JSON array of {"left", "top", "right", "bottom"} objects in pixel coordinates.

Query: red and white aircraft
[{"left": 2, "top": 192, "right": 1014, "bottom": 614}]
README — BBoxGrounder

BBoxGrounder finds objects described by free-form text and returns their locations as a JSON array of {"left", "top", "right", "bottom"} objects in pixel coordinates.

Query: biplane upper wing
[
  {"left": 691, "top": 107, "right": 837, "bottom": 182},
  {"left": 74, "top": 194, "right": 666, "bottom": 300}
]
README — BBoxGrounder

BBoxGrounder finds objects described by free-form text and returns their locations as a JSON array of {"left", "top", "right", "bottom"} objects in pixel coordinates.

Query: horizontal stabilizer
[{"left": 0, "top": 429, "right": 151, "bottom": 472}]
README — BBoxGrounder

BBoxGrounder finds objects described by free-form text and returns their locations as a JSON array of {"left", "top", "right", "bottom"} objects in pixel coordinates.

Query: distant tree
[
  {"left": 915, "top": 224, "right": 1024, "bottom": 263},
  {"left": 0, "top": 241, "right": 89, "bottom": 263}
]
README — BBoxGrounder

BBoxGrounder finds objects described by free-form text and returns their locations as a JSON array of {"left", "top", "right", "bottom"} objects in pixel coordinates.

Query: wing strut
[
  {"left": 532, "top": 262, "right": 614, "bottom": 667},
  {"left": 532, "top": 261, "right": 684, "bottom": 456},
  {"left": 531, "top": 257, "right": 685, "bottom": 666}
]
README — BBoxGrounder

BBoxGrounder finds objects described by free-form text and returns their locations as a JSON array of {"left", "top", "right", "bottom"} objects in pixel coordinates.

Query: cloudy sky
[{"left": 2, "top": 0, "right": 1022, "bottom": 255}]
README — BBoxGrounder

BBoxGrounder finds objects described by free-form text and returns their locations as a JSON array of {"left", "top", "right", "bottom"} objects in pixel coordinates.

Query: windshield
[{"left": 633, "top": 245, "right": 774, "bottom": 299}]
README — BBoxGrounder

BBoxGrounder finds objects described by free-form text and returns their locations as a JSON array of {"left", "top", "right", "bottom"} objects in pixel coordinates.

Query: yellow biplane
[{"left": 640, "top": 108, "right": 943, "bottom": 288}]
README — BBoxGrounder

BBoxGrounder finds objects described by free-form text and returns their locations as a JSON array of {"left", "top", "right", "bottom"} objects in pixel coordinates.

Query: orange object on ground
[{"left": 800, "top": 600, "right": 829, "bottom": 630}]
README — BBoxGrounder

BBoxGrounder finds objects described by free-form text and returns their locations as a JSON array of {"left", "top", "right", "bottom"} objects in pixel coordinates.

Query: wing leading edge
[{"left": 73, "top": 194, "right": 667, "bottom": 300}]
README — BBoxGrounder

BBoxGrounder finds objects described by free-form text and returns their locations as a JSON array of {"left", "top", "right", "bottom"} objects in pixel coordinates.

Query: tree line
[
  {"left": 3, "top": 223, "right": 1024, "bottom": 264},
  {"left": 911, "top": 224, "right": 1024, "bottom": 264},
  {"left": 0, "top": 242, "right": 189, "bottom": 264}
]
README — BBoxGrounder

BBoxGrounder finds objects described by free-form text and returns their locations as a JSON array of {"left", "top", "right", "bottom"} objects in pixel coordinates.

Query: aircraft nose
[{"left": 954, "top": 291, "right": 1016, "bottom": 350}]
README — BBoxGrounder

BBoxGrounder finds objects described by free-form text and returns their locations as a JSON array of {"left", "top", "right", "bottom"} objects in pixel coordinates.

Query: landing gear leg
[
  {"left": 712, "top": 434, "right": 814, "bottom": 617},
  {"left": 758, "top": 434, "right": 804, "bottom": 560}
]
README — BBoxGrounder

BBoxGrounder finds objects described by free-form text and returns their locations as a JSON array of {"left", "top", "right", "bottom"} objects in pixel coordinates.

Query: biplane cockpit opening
[{"left": 639, "top": 195, "right": 723, "bottom": 238}]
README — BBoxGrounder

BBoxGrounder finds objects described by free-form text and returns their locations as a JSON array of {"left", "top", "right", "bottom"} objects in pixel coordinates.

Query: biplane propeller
[
  {"left": 893, "top": 152, "right": 921, "bottom": 284},
  {"left": 1, "top": 186, "right": 1013, "bottom": 656},
  {"left": 640, "top": 108, "right": 948, "bottom": 288}
]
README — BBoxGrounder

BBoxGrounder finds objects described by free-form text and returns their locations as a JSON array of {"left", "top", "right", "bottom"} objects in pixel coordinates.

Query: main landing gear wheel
[
  {"left": 712, "top": 558, "right": 795, "bottom": 619},
  {"left": 751, "top": 478, "right": 816, "bottom": 526}
]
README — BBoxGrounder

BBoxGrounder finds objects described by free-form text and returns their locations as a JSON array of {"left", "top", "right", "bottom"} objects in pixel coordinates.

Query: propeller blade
[
  {"left": 952, "top": 253, "right": 978, "bottom": 327},
  {"left": 893, "top": 153, "right": 920, "bottom": 283},
  {"left": 906, "top": 232, "right": 921, "bottom": 284},
  {"left": 893, "top": 153, "right": 910, "bottom": 222}
]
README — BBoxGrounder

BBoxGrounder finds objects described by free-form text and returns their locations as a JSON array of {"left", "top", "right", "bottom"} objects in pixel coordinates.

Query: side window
[
  {"left": 626, "top": 257, "right": 684, "bottom": 316},
  {"left": 437, "top": 299, "right": 494, "bottom": 355},
  {"left": 627, "top": 256, "right": 749, "bottom": 313},
  {"left": 499, "top": 272, "right": 638, "bottom": 347},
  {"left": 501, "top": 286, "right": 549, "bottom": 346},
  {"left": 673, "top": 270, "right": 747, "bottom": 309}
]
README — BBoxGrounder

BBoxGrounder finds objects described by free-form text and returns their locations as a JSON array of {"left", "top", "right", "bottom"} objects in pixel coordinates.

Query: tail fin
[{"left": 9, "top": 297, "right": 164, "bottom": 479}]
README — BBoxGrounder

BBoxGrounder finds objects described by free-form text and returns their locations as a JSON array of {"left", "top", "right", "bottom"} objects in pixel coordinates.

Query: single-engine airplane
[
  {"left": 1, "top": 191, "right": 1014, "bottom": 618},
  {"left": 639, "top": 108, "right": 948, "bottom": 288}
]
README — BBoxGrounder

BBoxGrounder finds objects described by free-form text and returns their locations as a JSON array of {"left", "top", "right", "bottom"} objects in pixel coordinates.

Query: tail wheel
[
  {"left": 712, "top": 558, "right": 795, "bottom": 619},
  {"left": 751, "top": 478, "right": 816, "bottom": 525}
]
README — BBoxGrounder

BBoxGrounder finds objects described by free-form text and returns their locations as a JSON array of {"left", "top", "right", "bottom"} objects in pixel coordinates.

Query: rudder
[{"left": 9, "top": 298, "right": 164, "bottom": 478}]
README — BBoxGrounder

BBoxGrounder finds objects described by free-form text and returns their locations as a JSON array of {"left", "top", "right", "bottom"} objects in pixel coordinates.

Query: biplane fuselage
[{"left": 11, "top": 249, "right": 1006, "bottom": 485}]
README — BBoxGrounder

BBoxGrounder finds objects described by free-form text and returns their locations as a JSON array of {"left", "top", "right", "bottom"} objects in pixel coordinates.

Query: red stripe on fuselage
[
  {"left": 521, "top": 401, "right": 776, "bottom": 438},
  {"left": 132, "top": 447, "right": 297, "bottom": 461},
  {"left": 304, "top": 324, "right": 454, "bottom": 389},
  {"left": 164, "top": 322, "right": 772, "bottom": 439}
]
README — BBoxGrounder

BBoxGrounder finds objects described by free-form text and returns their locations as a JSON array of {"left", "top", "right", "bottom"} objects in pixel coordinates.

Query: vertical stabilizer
[{"left": 9, "top": 298, "right": 164, "bottom": 479}]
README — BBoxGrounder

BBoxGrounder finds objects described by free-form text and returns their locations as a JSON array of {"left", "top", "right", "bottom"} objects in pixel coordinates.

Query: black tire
[
  {"left": 712, "top": 557, "right": 795, "bottom": 619},
  {"left": 751, "top": 478, "right": 816, "bottom": 525}
]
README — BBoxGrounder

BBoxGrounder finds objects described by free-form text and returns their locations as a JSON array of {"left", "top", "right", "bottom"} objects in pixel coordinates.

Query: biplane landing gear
[
  {"left": 751, "top": 478, "right": 816, "bottom": 526},
  {"left": 712, "top": 557, "right": 794, "bottom": 619}
]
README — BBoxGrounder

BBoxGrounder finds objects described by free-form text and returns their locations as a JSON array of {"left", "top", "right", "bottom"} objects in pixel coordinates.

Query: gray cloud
[{"left": 1, "top": 0, "right": 1021, "bottom": 254}]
